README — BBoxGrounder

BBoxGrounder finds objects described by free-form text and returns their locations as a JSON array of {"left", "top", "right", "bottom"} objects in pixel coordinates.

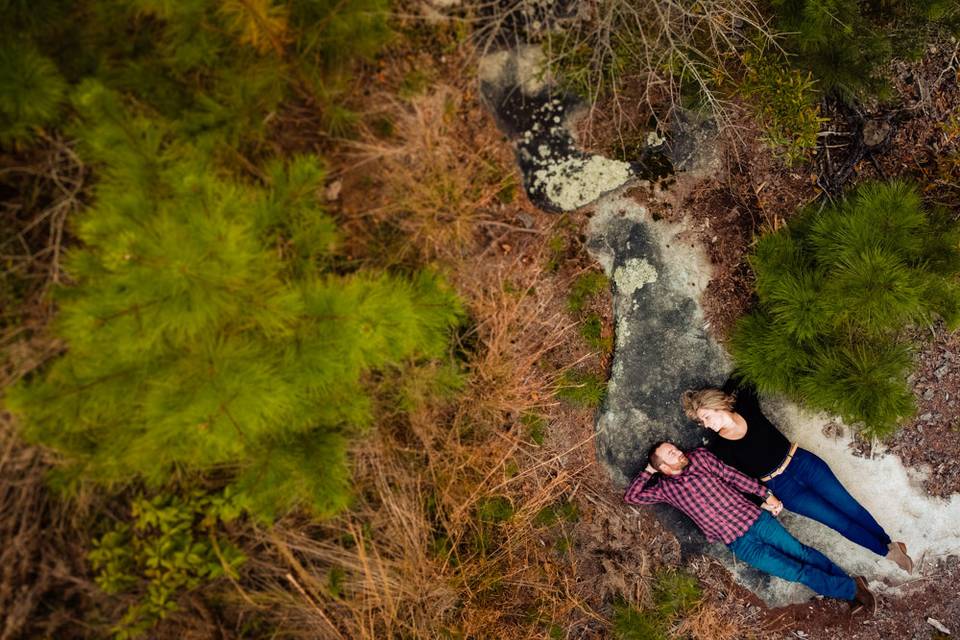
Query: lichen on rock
[
  {"left": 613, "top": 257, "right": 658, "bottom": 299},
  {"left": 531, "top": 154, "right": 632, "bottom": 212}
]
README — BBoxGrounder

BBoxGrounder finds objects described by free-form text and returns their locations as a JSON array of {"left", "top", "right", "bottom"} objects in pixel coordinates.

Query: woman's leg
[{"left": 783, "top": 449, "right": 891, "bottom": 556}]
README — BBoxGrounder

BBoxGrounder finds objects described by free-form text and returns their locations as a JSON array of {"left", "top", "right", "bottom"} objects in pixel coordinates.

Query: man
[{"left": 625, "top": 441, "right": 876, "bottom": 613}]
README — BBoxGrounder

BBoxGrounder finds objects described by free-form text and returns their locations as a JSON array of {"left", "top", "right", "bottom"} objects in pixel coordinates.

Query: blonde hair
[{"left": 681, "top": 388, "right": 736, "bottom": 422}]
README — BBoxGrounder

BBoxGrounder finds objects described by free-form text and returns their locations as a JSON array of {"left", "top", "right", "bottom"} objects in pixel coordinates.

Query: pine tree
[
  {"left": 770, "top": 0, "right": 892, "bottom": 101},
  {"left": 0, "top": 42, "right": 67, "bottom": 145},
  {"left": 6, "top": 82, "right": 463, "bottom": 521},
  {"left": 731, "top": 180, "right": 960, "bottom": 437}
]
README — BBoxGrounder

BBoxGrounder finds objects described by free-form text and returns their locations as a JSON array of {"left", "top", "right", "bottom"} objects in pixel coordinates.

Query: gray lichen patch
[
  {"left": 613, "top": 257, "right": 658, "bottom": 299},
  {"left": 530, "top": 154, "right": 633, "bottom": 212}
]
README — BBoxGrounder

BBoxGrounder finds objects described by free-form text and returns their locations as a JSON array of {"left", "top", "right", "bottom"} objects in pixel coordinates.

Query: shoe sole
[{"left": 892, "top": 541, "right": 914, "bottom": 573}]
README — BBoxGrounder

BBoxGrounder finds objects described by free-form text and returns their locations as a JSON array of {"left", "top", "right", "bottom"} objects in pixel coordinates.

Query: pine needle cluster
[
  {"left": 0, "top": 42, "right": 67, "bottom": 145},
  {"left": 731, "top": 181, "right": 960, "bottom": 438},
  {"left": 6, "top": 83, "right": 464, "bottom": 522},
  {"left": 771, "top": 0, "right": 960, "bottom": 102},
  {"left": 1, "top": 0, "right": 392, "bottom": 154}
]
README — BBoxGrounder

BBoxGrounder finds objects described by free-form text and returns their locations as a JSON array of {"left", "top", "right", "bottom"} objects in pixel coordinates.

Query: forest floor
[{"left": 3, "top": 10, "right": 960, "bottom": 639}]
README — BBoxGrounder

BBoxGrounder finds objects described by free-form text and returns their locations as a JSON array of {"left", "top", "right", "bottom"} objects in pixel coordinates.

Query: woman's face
[{"left": 696, "top": 407, "right": 734, "bottom": 432}]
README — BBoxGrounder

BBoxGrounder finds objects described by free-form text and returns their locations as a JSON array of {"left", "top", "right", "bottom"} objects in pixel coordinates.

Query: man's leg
[{"left": 728, "top": 513, "right": 856, "bottom": 600}]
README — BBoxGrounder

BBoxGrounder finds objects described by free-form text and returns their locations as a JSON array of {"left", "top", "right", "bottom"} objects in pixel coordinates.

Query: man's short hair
[{"left": 646, "top": 440, "right": 669, "bottom": 471}]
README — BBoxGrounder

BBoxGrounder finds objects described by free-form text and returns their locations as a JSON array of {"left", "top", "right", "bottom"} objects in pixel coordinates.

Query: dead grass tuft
[
  {"left": 341, "top": 86, "right": 517, "bottom": 263},
  {"left": 0, "top": 414, "right": 102, "bottom": 640}
]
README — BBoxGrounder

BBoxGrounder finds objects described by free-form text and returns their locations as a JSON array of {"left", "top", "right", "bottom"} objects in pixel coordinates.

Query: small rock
[
  {"left": 862, "top": 119, "right": 891, "bottom": 147},
  {"left": 924, "top": 389, "right": 936, "bottom": 400},
  {"left": 920, "top": 413, "right": 933, "bottom": 422},
  {"left": 935, "top": 364, "right": 951, "bottom": 379},
  {"left": 517, "top": 213, "right": 535, "bottom": 229},
  {"left": 907, "top": 374, "right": 916, "bottom": 386},
  {"left": 324, "top": 179, "right": 342, "bottom": 201}
]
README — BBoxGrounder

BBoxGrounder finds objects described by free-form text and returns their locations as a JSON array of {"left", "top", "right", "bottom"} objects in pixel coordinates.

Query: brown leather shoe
[
  {"left": 887, "top": 541, "right": 913, "bottom": 573},
  {"left": 850, "top": 576, "right": 876, "bottom": 616}
]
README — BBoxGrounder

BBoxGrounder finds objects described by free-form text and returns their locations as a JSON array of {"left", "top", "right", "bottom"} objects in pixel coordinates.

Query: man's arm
[
  {"left": 624, "top": 464, "right": 667, "bottom": 505},
  {"left": 697, "top": 448, "right": 784, "bottom": 514}
]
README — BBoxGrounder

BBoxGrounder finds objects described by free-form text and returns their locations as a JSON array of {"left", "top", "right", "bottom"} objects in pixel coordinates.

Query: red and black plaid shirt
[{"left": 624, "top": 447, "right": 768, "bottom": 544}]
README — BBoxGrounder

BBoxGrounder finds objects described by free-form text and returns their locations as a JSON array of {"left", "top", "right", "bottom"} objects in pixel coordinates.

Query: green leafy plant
[
  {"left": 738, "top": 50, "right": 825, "bottom": 166},
  {"left": 580, "top": 312, "right": 613, "bottom": 354},
  {"left": 88, "top": 489, "right": 245, "bottom": 638},
  {"left": 6, "top": 83, "right": 463, "bottom": 522},
  {"left": 731, "top": 180, "right": 960, "bottom": 437}
]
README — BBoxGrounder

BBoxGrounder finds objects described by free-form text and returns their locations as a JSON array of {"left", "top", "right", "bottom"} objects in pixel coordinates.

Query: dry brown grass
[
  {"left": 0, "top": 413, "right": 103, "bottom": 640},
  {"left": 477, "top": 0, "right": 779, "bottom": 145},
  {"left": 341, "top": 86, "right": 518, "bottom": 264}
]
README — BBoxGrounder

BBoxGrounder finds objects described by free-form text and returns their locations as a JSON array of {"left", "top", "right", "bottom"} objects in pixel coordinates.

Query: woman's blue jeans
[
  {"left": 766, "top": 448, "right": 891, "bottom": 556},
  {"left": 728, "top": 512, "right": 856, "bottom": 600}
]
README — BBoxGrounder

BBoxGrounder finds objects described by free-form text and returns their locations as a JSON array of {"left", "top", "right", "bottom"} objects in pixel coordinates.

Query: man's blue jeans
[
  {"left": 767, "top": 448, "right": 891, "bottom": 556},
  {"left": 728, "top": 512, "right": 856, "bottom": 600}
]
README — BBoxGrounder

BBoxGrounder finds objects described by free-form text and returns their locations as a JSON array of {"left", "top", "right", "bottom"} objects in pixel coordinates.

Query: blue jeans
[
  {"left": 766, "top": 448, "right": 891, "bottom": 556},
  {"left": 729, "top": 512, "right": 856, "bottom": 600}
]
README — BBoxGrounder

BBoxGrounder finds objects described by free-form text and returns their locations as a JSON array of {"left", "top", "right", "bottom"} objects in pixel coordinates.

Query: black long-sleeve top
[{"left": 706, "top": 382, "right": 792, "bottom": 479}]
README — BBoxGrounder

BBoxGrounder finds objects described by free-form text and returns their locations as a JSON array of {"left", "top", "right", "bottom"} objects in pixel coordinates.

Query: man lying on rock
[{"left": 625, "top": 443, "right": 877, "bottom": 614}]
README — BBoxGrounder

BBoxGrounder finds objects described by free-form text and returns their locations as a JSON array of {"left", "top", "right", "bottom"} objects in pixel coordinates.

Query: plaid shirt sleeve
[
  {"left": 698, "top": 448, "right": 767, "bottom": 498},
  {"left": 624, "top": 470, "right": 666, "bottom": 505}
]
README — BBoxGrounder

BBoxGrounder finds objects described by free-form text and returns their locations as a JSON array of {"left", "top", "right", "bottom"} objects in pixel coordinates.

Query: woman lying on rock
[{"left": 681, "top": 382, "right": 914, "bottom": 573}]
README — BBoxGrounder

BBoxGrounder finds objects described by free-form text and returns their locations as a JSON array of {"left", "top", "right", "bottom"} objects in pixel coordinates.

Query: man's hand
[
  {"left": 762, "top": 493, "right": 783, "bottom": 516},
  {"left": 645, "top": 463, "right": 658, "bottom": 474}
]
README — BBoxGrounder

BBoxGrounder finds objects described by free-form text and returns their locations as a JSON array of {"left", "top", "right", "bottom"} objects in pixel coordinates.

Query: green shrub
[
  {"left": 6, "top": 84, "right": 463, "bottom": 522},
  {"left": 0, "top": 42, "right": 66, "bottom": 145},
  {"left": 556, "top": 370, "right": 607, "bottom": 408},
  {"left": 731, "top": 180, "right": 960, "bottom": 437},
  {"left": 88, "top": 489, "right": 245, "bottom": 638},
  {"left": 771, "top": 0, "right": 960, "bottom": 102},
  {"left": 771, "top": 0, "right": 891, "bottom": 102},
  {"left": 738, "top": 50, "right": 825, "bottom": 166}
]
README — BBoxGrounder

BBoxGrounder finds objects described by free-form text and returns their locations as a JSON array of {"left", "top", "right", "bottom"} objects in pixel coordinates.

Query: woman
[{"left": 681, "top": 383, "right": 913, "bottom": 573}]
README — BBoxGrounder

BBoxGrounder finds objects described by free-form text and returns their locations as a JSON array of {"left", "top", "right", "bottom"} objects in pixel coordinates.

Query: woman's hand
[
  {"left": 762, "top": 494, "right": 784, "bottom": 516},
  {"left": 645, "top": 463, "right": 659, "bottom": 474}
]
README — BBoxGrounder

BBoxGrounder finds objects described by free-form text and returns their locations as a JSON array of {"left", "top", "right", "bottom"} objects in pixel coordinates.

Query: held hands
[{"left": 762, "top": 494, "right": 783, "bottom": 516}]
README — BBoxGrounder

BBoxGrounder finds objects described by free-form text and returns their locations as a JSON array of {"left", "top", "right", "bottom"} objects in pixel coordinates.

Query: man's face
[{"left": 655, "top": 443, "right": 688, "bottom": 475}]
